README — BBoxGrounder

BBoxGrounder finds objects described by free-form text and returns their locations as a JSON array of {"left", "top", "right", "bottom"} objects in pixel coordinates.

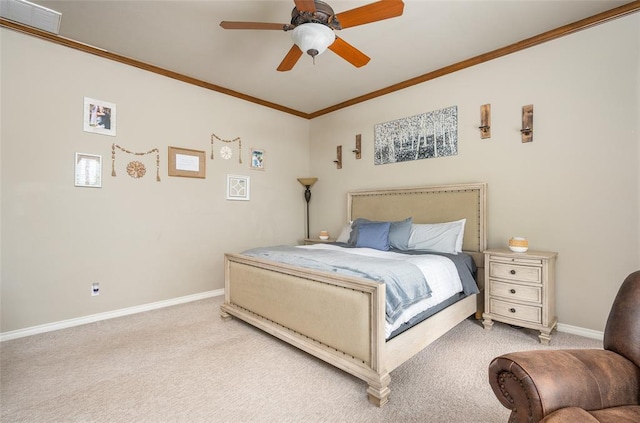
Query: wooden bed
[{"left": 220, "top": 183, "right": 487, "bottom": 406}]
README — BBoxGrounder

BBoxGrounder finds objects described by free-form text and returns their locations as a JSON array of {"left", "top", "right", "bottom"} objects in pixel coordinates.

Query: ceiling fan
[{"left": 220, "top": 0, "right": 404, "bottom": 72}]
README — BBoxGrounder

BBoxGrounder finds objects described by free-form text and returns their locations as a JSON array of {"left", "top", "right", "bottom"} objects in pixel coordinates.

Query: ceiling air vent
[{"left": 0, "top": 0, "right": 61, "bottom": 34}]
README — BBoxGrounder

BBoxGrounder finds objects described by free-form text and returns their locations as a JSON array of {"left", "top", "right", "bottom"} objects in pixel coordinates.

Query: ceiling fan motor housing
[{"left": 286, "top": 0, "right": 342, "bottom": 31}]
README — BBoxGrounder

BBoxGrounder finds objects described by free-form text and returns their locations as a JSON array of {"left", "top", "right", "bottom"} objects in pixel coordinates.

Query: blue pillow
[
  {"left": 355, "top": 222, "right": 391, "bottom": 251},
  {"left": 348, "top": 217, "right": 412, "bottom": 250}
]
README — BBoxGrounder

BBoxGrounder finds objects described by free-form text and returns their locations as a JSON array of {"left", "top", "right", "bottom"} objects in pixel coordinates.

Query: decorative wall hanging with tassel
[
  {"left": 211, "top": 133, "right": 242, "bottom": 164},
  {"left": 112, "top": 144, "right": 161, "bottom": 181}
]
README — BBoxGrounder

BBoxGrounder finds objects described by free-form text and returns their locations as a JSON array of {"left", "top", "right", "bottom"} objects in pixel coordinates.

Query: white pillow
[
  {"left": 335, "top": 222, "right": 352, "bottom": 243},
  {"left": 407, "top": 219, "right": 466, "bottom": 253},
  {"left": 455, "top": 219, "right": 466, "bottom": 252}
]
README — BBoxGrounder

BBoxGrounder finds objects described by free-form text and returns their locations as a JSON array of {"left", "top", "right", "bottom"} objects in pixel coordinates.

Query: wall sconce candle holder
[
  {"left": 521, "top": 104, "right": 534, "bottom": 143},
  {"left": 333, "top": 145, "right": 342, "bottom": 169},
  {"left": 479, "top": 104, "right": 491, "bottom": 139},
  {"left": 352, "top": 134, "right": 361, "bottom": 159}
]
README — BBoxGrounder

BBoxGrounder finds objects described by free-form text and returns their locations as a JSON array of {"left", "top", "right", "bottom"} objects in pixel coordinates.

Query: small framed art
[
  {"left": 168, "top": 146, "right": 206, "bottom": 178},
  {"left": 226, "top": 174, "right": 250, "bottom": 201},
  {"left": 75, "top": 153, "right": 102, "bottom": 188},
  {"left": 83, "top": 97, "right": 116, "bottom": 136},
  {"left": 250, "top": 148, "right": 265, "bottom": 170}
]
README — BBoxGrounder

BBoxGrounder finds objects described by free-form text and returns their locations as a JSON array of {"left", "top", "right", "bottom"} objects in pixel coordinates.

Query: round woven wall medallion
[
  {"left": 220, "top": 146, "right": 233, "bottom": 160},
  {"left": 126, "top": 161, "right": 146, "bottom": 178}
]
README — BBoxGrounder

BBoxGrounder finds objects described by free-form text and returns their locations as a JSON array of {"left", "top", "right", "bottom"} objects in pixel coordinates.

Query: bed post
[{"left": 367, "top": 374, "right": 391, "bottom": 406}]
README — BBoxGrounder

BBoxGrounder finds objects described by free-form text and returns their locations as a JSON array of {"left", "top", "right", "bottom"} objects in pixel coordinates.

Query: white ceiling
[{"left": 30, "top": 0, "right": 633, "bottom": 115}]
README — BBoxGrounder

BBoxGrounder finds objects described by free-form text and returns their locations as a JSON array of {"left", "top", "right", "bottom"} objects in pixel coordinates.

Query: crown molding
[{"left": 2, "top": 1, "right": 639, "bottom": 119}]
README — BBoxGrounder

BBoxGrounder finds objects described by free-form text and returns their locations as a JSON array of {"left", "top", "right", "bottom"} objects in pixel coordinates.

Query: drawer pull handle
[
  {"left": 510, "top": 289, "right": 516, "bottom": 294},
  {"left": 510, "top": 308, "right": 516, "bottom": 313},
  {"left": 510, "top": 270, "right": 516, "bottom": 275}
]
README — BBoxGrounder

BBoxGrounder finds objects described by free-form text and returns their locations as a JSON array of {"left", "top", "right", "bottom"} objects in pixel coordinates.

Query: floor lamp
[{"left": 297, "top": 177, "right": 318, "bottom": 239}]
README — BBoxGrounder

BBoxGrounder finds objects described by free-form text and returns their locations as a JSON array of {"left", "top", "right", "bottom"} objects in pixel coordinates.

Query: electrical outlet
[{"left": 91, "top": 282, "right": 100, "bottom": 296}]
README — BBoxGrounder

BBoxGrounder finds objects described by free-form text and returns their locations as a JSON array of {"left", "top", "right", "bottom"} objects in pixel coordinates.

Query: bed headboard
[{"left": 348, "top": 183, "right": 487, "bottom": 253}]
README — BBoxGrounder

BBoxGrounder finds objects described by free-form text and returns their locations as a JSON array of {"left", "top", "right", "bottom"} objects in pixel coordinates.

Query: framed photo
[
  {"left": 226, "top": 174, "right": 250, "bottom": 201},
  {"left": 168, "top": 146, "right": 206, "bottom": 178},
  {"left": 74, "top": 153, "right": 102, "bottom": 188},
  {"left": 83, "top": 97, "right": 116, "bottom": 136},
  {"left": 250, "top": 148, "right": 265, "bottom": 170}
]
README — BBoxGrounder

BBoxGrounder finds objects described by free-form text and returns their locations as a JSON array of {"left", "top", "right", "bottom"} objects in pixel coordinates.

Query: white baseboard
[
  {"left": 557, "top": 322, "right": 604, "bottom": 341},
  {"left": 2, "top": 291, "right": 605, "bottom": 344},
  {"left": 0, "top": 289, "right": 224, "bottom": 342}
]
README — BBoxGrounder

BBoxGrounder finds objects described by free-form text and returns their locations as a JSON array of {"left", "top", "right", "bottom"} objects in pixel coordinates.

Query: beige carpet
[{"left": 1, "top": 296, "right": 602, "bottom": 423}]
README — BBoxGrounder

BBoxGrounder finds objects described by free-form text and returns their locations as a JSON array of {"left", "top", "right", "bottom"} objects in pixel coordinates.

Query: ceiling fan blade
[
  {"left": 220, "top": 21, "right": 286, "bottom": 30},
  {"left": 328, "top": 37, "right": 370, "bottom": 68},
  {"left": 277, "top": 44, "right": 304, "bottom": 72},
  {"left": 336, "top": 0, "right": 404, "bottom": 29},
  {"left": 294, "top": 0, "right": 316, "bottom": 13}
]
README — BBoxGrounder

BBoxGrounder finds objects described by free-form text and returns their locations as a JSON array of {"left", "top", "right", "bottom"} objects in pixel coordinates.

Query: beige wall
[
  {"left": 308, "top": 14, "right": 640, "bottom": 332},
  {"left": 2, "top": 13, "right": 639, "bottom": 335},
  {"left": 0, "top": 30, "right": 310, "bottom": 332}
]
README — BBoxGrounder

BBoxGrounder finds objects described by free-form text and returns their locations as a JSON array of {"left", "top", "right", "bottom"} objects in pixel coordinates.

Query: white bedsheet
[{"left": 298, "top": 244, "right": 463, "bottom": 338}]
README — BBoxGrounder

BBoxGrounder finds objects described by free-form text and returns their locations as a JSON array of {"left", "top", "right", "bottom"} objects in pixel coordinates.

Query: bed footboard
[{"left": 221, "top": 253, "right": 392, "bottom": 406}]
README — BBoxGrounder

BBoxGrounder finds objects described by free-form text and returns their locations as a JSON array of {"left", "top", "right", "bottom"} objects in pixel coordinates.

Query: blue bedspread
[{"left": 241, "top": 245, "right": 433, "bottom": 323}]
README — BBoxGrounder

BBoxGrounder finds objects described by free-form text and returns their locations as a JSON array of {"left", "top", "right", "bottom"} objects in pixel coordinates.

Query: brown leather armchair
[{"left": 488, "top": 270, "right": 640, "bottom": 423}]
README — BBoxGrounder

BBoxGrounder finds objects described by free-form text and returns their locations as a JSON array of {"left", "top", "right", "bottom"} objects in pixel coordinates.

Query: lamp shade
[
  {"left": 290, "top": 23, "right": 335, "bottom": 58},
  {"left": 297, "top": 177, "right": 318, "bottom": 187}
]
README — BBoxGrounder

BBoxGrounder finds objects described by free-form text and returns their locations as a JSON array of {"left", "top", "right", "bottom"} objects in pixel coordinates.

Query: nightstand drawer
[
  {"left": 489, "top": 254, "right": 543, "bottom": 266},
  {"left": 489, "top": 298, "right": 542, "bottom": 324},
  {"left": 489, "top": 262, "right": 541, "bottom": 283},
  {"left": 489, "top": 279, "right": 541, "bottom": 303}
]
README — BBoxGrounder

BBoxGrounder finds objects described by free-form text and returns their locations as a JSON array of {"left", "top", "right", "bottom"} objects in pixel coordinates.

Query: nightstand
[
  {"left": 303, "top": 238, "right": 336, "bottom": 245},
  {"left": 482, "top": 248, "right": 558, "bottom": 344}
]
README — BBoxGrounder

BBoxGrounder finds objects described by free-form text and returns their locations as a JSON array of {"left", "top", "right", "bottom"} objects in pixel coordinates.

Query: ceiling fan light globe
[{"left": 291, "top": 23, "right": 335, "bottom": 58}]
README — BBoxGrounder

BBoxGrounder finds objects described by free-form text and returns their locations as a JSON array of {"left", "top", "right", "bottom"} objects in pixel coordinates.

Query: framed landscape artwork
[{"left": 374, "top": 106, "right": 458, "bottom": 165}]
